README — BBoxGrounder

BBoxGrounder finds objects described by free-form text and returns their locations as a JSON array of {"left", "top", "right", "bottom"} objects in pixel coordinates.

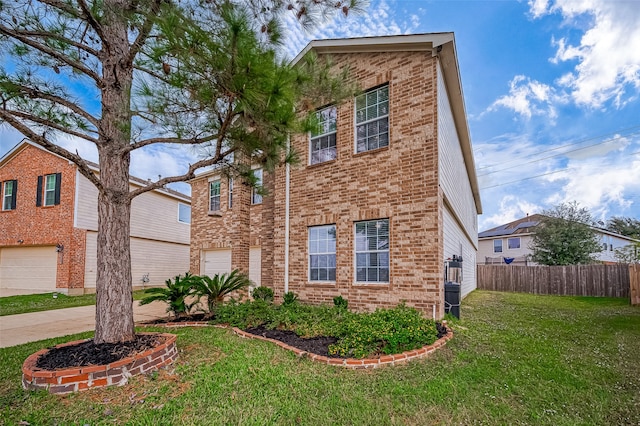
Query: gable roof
[
  {"left": 479, "top": 213, "right": 639, "bottom": 243},
  {"left": 292, "top": 33, "right": 482, "bottom": 214},
  {"left": 0, "top": 139, "right": 190, "bottom": 203}
]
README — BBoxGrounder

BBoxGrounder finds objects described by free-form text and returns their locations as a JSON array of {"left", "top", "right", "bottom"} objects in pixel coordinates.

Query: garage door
[
  {"left": 201, "top": 249, "right": 232, "bottom": 278},
  {"left": 0, "top": 246, "right": 57, "bottom": 293},
  {"left": 249, "top": 247, "right": 261, "bottom": 290}
]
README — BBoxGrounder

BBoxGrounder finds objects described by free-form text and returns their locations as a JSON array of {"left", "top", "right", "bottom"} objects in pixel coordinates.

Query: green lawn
[
  {"left": 0, "top": 290, "right": 147, "bottom": 316},
  {"left": 1, "top": 291, "right": 638, "bottom": 425}
]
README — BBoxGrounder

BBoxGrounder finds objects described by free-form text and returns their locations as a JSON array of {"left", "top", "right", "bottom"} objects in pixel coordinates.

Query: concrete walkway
[{"left": 0, "top": 301, "right": 168, "bottom": 348}]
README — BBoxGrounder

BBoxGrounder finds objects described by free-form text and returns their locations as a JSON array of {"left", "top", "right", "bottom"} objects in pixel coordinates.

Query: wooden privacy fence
[{"left": 477, "top": 264, "right": 636, "bottom": 300}]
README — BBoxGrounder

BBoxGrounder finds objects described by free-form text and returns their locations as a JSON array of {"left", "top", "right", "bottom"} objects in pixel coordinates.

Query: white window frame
[
  {"left": 44, "top": 174, "right": 57, "bottom": 206},
  {"left": 251, "top": 168, "right": 263, "bottom": 205},
  {"left": 507, "top": 237, "right": 520, "bottom": 250},
  {"left": 309, "top": 105, "right": 337, "bottom": 165},
  {"left": 2, "top": 180, "right": 14, "bottom": 211},
  {"left": 178, "top": 202, "right": 191, "bottom": 224},
  {"left": 228, "top": 177, "right": 233, "bottom": 209},
  {"left": 355, "top": 85, "right": 389, "bottom": 153},
  {"left": 209, "top": 180, "right": 221, "bottom": 212},
  {"left": 354, "top": 219, "right": 390, "bottom": 284},
  {"left": 308, "top": 224, "right": 336, "bottom": 282},
  {"left": 493, "top": 239, "right": 503, "bottom": 253}
]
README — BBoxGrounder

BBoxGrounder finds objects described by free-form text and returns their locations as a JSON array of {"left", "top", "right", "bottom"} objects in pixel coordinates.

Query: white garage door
[
  {"left": 0, "top": 246, "right": 57, "bottom": 294},
  {"left": 202, "top": 249, "right": 232, "bottom": 278},
  {"left": 249, "top": 247, "right": 261, "bottom": 290}
]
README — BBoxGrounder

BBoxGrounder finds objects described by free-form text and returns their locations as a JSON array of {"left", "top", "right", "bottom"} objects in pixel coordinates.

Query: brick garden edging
[
  {"left": 149, "top": 321, "right": 453, "bottom": 369},
  {"left": 232, "top": 326, "right": 454, "bottom": 369},
  {"left": 22, "top": 332, "right": 177, "bottom": 395}
]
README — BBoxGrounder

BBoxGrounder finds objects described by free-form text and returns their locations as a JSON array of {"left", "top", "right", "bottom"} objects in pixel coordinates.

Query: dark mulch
[
  {"left": 36, "top": 334, "right": 163, "bottom": 370},
  {"left": 244, "top": 325, "right": 341, "bottom": 358}
]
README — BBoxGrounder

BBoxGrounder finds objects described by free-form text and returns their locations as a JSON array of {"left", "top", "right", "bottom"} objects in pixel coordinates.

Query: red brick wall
[
  {"left": 0, "top": 144, "right": 86, "bottom": 292},
  {"left": 189, "top": 50, "right": 446, "bottom": 317}
]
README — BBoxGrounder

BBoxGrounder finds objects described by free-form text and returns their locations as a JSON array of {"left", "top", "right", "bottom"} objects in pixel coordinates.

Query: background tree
[
  {"left": 614, "top": 242, "right": 640, "bottom": 264},
  {"left": 530, "top": 202, "right": 602, "bottom": 265},
  {"left": 0, "top": 0, "right": 360, "bottom": 344},
  {"left": 606, "top": 217, "right": 640, "bottom": 239}
]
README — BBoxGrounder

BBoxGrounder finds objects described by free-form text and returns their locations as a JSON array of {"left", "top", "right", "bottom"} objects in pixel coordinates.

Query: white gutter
[{"left": 284, "top": 136, "right": 291, "bottom": 293}]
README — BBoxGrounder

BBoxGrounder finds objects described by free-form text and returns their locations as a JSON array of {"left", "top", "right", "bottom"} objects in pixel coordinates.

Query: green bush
[
  {"left": 282, "top": 291, "right": 298, "bottom": 306},
  {"left": 329, "top": 304, "right": 438, "bottom": 358},
  {"left": 214, "top": 299, "right": 275, "bottom": 329},
  {"left": 191, "top": 270, "right": 251, "bottom": 315},
  {"left": 139, "top": 273, "right": 196, "bottom": 318},
  {"left": 333, "top": 295, "right": 348, "bottom": 310},
  {"left": 251, "top": 286, "right": 274, "bottom": 303}
]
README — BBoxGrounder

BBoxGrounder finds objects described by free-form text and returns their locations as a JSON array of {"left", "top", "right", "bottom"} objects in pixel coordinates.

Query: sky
[{"left": 1, "top": 0, "right": 639, "bottom": 232}]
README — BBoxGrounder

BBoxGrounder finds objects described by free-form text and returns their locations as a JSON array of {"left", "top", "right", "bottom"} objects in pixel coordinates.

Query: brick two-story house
[
  {"left": 189, "top": 33, "right": 482, "bottom": 318},
  {"left": 0, "top": 139, "right": 191, "bottom": 296}
]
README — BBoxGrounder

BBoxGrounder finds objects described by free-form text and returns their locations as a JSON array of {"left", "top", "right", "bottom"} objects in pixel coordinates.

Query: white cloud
[
  {"left": 533, "top": 0, "right": 640, "bottom": 109},
  {"left": 486, "top": 75, "right": 564, "bottom": 120},
  {"left": 480, "top": 195, "right": 542, "bottom": 230},
  {"left": 281, "top": 0, "right": 421, "bottom": 59}
]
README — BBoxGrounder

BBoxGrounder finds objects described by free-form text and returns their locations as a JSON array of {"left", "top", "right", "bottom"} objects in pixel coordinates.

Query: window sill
[
  {"left": 353, "top": 282, "right": 390, "bottom": 288},
  {"left": 306, "top": 281, "right": 336, "bottom": 288},
  {"left": 208, "top": 211, "right": 222, "bottom": 217},
  {"left": 306, "top": 158, "right": 337, "bottom": 169},
  {"left": 353, "top": 145, "right": 389, "bottom": 158}
]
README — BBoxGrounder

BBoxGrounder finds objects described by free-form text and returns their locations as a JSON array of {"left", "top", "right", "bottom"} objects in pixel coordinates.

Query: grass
[
  {"left": 0, "top": 290, "right": 147, "bottom": 316},
  {"left": 1, "top": 291, "right": 639, "bottom": 425}
]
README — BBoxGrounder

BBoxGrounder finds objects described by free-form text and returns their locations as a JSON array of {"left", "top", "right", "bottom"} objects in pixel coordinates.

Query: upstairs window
[
  {"left": 178, "top": 203, "right": 191, "bottom": 224},
  {"left": 251, "top": 168, "right": 263, "bottom": 205},
  {"left": 36, "top": 173, "right": 61, "bottom": 207},
  {"left": 508, "top": 237, "right": 521, "bottom": 250},
  {"left": 493, "top": 239, "right": 503, "bottom": 253},
  {"left": 209, "top": 181, "right": 221, "bottom": 212},
  {"left": 310, "top": 106, "right": 337, "bottom": 165},
  {"left": 355, "top": 85, "right": 389, "bottom": 153},
  {"left": 2, "top": 180, "right": 17, "bottom": 211},
  {"left": 228, "top": 177, "right": 233, "bottom": 209},
  {"left": 355, "top": 219, "right": 390, "bottom": 283}
]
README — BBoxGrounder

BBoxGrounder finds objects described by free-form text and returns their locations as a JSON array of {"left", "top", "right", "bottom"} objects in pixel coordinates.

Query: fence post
[{"left": 631, "top": 264, "right": 640, "bottom": 306}]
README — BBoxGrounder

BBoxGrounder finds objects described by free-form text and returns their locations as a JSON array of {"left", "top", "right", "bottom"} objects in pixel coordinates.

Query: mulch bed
[
  {"left": 36, "top": 334, "right": 163, "bottom": 370},
  {"left": 244, "top": 325, "right": 342, "bottom": 358},
  {"left": 243, "top": 322, "right": 450, "bottom": 358}
]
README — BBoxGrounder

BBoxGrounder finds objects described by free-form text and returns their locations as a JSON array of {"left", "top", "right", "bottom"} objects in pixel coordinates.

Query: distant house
[
  {"left": 478, "top": 214, "right": 638, "bottom": 265},
  {"left": 188, "top": 33, "right": 482, "bottom": 318},
  {"left": 0, "top": 139, "right": 191, "bottom": 296}
]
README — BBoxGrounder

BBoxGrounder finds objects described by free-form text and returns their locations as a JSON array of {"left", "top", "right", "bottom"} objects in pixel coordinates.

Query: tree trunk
[{"left": 94, "top": 0, "right": 136, "bottom": 344}]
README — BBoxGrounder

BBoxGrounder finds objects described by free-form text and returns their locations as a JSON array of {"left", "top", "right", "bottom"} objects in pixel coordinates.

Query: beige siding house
[
  {"left": 0, "top": 139, "right": 191, "bottom": 295},
  {"left": 189, "top": 33, "right": 482, "bottom": 318},
  {"left": 478, "top": 214, "right": 638, "bottom": 265}
]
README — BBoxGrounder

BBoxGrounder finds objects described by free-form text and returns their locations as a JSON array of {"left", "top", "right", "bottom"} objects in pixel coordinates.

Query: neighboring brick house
[
  {"left": 0, "top": 139, "right": 191, "bottom": 296},
  {"left": 189, "top": 33, "right": 482, "bottom": 318},
  {"left": 478, "top": 214, "right": 639, "bottom": 265}
]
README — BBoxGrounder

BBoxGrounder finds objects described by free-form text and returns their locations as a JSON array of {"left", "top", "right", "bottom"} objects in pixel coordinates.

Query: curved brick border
[
  {"left": 22, "top": 333, "right": 177, "bottom": 395},
  {"left": 144, "top": 320, "right": 453, "bottom": 369},
  {"left": 232, "top": 327, "right": 453, "bottom": 369}
]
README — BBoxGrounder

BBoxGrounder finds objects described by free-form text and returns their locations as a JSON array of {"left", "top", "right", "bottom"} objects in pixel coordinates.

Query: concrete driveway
[{"left": 0, "top": 300, "right": 168, "bottom": 348}]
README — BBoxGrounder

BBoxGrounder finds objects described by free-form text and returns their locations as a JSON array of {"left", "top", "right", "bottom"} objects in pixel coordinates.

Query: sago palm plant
[
  {"left": 192, "top": 270, "right": 252, "bottom": 316},
  {"left": 139, "top": 273, "right": 196, "bottom": 318}
]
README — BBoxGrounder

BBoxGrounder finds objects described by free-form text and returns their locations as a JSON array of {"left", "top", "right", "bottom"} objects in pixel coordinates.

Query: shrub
[
  {"left": 139, "top": 273, "right": 196, "bottom": 318},
  {"left": 329, "top": 304, "right": 438, "bottom": 358},
  {"left": 251, "top": 286, "right": 274, "bottom": 303},
  {"left": 333, "top": 295, "right": 348, "bottom": 310},
  {"left": 282, "top": 291, "right": 298, "bottom": 306},
  {"left": 191, "top": 270, "right": 251, "bottom": 315},
  {"left": 214, "top": 299, "right": 275, "bottom": 329}
]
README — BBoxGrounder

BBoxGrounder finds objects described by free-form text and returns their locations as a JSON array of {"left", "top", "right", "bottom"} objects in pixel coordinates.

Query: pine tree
[{"left": 0, "top": 0, "right": 359, "bottom": 343}]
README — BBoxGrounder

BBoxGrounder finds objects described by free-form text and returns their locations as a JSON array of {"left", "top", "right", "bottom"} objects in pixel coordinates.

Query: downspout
[{"left": 284, "top": 135, "right": 291, "bottom": 293}]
